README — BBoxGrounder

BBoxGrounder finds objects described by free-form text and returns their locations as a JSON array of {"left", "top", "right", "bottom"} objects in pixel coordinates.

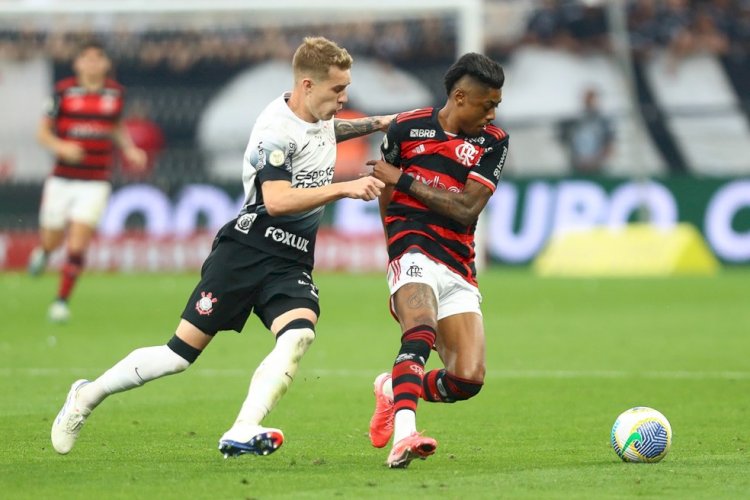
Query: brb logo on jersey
[
  {"left": 195, "top": 291, "right": 218, "bottom": 316},
  {"left": 455, "top": 142, "right": 479, "bottom": 167},
  {"left": 410, "top": 129, "right": 436, "bottom": 138}
]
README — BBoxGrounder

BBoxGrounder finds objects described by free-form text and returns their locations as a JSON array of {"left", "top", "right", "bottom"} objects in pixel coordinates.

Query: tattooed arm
[
  {"left": 367, "top": 159, "right": 492, "bottom": 226},
  {"left": 333, "top": 114, "right": 396, "bottom": 142},
  {"left": 408, "top": 179, "right": 492, "bottom": 226}
]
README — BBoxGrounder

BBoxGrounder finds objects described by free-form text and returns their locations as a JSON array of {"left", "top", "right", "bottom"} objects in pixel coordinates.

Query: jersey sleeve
[
  {"left": 468, "top": 135, "right": 509, "bottom": 193},
  {"left": 380, "top": 119, "right": 402, "bottom": 168},
  {"left": 250, "top": 131, "right": 297, "bottom": 184}
]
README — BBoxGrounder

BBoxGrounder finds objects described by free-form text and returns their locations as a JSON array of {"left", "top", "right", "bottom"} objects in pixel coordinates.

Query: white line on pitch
[{"left": 1, "top": 368, "right": 749, "bottom": 380}]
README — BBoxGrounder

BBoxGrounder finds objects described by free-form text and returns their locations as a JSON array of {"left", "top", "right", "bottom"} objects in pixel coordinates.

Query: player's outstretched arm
[
  {"left": 333, "top": 114, "right": 396, "bottom": 142},
  {"left": 367, "top": 159, "right": 492, "bottom": 226},
  {"left": 262, "top": 176, "right": 385, "bottom": 217}
]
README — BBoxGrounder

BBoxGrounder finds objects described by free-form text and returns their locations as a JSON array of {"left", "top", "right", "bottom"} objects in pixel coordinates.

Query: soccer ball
[{"left": 611, "top": 406, "right": 672, "bottom": 463}]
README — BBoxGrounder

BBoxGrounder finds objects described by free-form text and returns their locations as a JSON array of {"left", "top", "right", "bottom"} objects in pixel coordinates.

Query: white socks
[
  {"left": 73, "top": 326, "right": 315, "bottom": 427},
  {"left": 383, "top": 377, "right": 394, "bottom": 399},
  {"left": 231, "top": 327, "right": 315, "bottom": 427},
  {"left": 78, "top": 345, "right": 190, "bottom": 410},
  {"left": 393, "top": 409, "right": 417, "bottom": 443}
]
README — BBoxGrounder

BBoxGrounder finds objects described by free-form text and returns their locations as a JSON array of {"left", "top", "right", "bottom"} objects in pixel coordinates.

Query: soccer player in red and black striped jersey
[
  {"left": 366, "top": 53, "right": 509, "bottom": 468},
  {"left": 29, "top": 40, "right": 147, "bottom": 322}
]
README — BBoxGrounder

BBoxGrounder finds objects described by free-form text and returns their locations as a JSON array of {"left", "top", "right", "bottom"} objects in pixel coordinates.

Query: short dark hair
[
  {"left": 443, "top": 53, "right": 504, "bottom": 95},
  {"left": 74, "top": 39, "right": 107, "bottom": 58}
]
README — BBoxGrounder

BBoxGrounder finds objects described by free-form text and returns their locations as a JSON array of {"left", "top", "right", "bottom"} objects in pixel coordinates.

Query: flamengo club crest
[
  {"left": 195, "top": 291, "right": 218, "bottom": 316},
  {"left": 455, "top": 142, "right": 479, "bottom": 167}
]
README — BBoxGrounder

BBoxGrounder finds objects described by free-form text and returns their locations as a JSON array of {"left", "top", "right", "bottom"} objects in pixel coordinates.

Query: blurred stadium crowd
[
  {"left": 2, "top": 1, "right": 749, "bottom": 75},
  {"left": 0, "top": 18, "right": 456, "bottom": 71},
  {"left": 1, "top": 1, "right": 749, "bottom": 67},
  {"left": 495, "top": 0, "right": 750, "bottom": 61}
]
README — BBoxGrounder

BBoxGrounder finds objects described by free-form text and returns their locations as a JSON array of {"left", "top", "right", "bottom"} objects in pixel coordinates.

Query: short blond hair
[{"left": 292, "top": 36, "right": 353, "bottom": 83}]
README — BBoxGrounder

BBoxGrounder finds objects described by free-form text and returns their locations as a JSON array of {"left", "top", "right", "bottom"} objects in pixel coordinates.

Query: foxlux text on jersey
[{"left": 264, "top": 226, "right": 309, "bottom": 252}]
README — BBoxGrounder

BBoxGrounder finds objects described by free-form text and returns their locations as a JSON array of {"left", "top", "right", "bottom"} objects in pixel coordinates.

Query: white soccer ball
[{"left": 611, "top": 406, "right": 672, "bottom": 463}]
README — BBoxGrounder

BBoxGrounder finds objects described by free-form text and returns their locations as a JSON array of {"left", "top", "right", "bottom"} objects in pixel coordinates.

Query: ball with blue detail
[{"left": 611, "top": 406, "right": 672, "bottom": 463}]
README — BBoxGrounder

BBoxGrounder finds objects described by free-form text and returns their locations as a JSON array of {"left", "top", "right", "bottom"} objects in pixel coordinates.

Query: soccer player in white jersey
[{"left": 50, "top": 36, "right": 391, "bottom": 457}]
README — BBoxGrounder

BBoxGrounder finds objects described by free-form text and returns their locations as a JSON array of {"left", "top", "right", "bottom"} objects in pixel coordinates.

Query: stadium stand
[
  {"left": 643, "top": 51, "right": 750, "bottom": 176},
  {"left": 497, "top": 46, "right": 667, "bottom": 177},
  {"left": 1, "top": 0, "right": 749, "bottom": 226}
]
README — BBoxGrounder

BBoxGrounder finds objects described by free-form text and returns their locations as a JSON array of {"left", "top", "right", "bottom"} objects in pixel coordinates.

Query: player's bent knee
[{"left": 276, "top": 318, "right": 316, "bottom": 351}]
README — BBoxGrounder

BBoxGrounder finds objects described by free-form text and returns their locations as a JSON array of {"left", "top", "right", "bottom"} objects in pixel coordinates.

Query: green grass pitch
[{"left": 1, "top": 268, "right": 748, "bottom": 499}]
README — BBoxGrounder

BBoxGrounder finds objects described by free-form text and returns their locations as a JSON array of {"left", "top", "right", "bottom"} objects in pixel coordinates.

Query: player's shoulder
[
  {"left": 482, "top": 123, "right": 509, "bottom": 144},
  {"left": 54, "top": 77, "right": 78, "bottom": 93},
  {"left": 395, "top": 107, "right": 434, "bottom": 125},
  {"left": 103, "top": 78, "right": 125, "bottom": 92},
  {"left": 390, "top": 107, "right": 435, "bottom": 140},
  {"left": 253, "top": 99, "right": 305, "bottom": 147}
]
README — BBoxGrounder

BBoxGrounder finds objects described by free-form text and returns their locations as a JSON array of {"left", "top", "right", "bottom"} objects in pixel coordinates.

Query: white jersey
[
  {"left": 241, "top": 92, "right": 336, "bottom": 203},
  {"left": 219, "top": 93, "right": 337, "bottom": 265}
]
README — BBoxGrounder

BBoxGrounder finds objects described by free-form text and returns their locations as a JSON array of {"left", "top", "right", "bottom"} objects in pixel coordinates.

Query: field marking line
[{"left": 2, "top": 368, "right": 749, "bottom": 380}]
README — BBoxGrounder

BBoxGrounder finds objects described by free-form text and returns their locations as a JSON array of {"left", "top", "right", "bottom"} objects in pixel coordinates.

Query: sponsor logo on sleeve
[
  {"left": 256, "top": 143, "right": 267, "bottom": 170},
  {"left": 494, "top": 144, "right": 508, "bottom": 180}
]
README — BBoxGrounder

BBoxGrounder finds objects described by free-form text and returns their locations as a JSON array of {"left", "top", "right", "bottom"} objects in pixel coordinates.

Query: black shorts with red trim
[{"left": 181, "top": 235, "right": 320, "bottom": 335}]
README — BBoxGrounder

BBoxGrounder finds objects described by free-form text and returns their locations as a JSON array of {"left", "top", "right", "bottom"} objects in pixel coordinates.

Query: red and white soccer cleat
[
  {"left": 386, "top": 432, "right": 437, "bottom": 468},
  {"left": 369, "top": 372, "right": 394, "bottom": 448}
]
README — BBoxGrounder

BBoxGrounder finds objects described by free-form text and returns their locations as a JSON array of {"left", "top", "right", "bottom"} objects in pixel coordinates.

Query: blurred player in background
[
  {"left": 51, "top": 36, "right": 392, "bottom": 458},
  {"left": 28, "top": 40, "right": 147, "bottom": 322},
  {"left": 367, "top": 53, "right": 509, "bottom": 468}
]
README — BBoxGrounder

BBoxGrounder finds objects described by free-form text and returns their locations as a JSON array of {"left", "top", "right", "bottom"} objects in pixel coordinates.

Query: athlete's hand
[
  {"left": 122, "top": 146, "right": 148, "bottom": 171},
  {"left": 366, "top": 159, "right": 401, "bottom": 187},
  {"left": 376, "top": 114, "right": 397, "bottom": 132},
  {"left": 345, "top": 175, "right": 385, "bottom": 201},
  {"left": 56, "top": 141, "right": 85, "bottom": 164}
]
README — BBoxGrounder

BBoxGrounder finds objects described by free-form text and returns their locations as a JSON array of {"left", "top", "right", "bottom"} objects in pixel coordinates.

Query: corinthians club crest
[
  {"left": 195, "top": 291, "right": 218, "bottom": 316},
  {"left": 234, "top": 213, "right": 257, "bottom": 234}
]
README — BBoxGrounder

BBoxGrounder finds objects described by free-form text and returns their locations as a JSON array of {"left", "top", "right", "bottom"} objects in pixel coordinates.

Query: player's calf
[{"left": 421, "top": 369, "right": 483, "bottom": 403}]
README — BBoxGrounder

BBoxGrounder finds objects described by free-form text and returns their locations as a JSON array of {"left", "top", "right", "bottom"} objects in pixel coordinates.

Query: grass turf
[{"left": 1, "top": 269, "right": 748, "bottom": 499}]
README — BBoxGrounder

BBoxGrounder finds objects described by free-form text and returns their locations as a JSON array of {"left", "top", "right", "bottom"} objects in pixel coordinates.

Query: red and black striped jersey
[
  {"left": 48, "top": 77, "right": 125, "bottom": 181},
  {"left": 381, "top": 107, "right": 509, "bottom": 286}
]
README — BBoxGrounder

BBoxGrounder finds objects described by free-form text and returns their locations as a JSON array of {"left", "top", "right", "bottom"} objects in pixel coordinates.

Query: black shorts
[{"left": 181, "top": 235, "right": 320, "bottom": 335}]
